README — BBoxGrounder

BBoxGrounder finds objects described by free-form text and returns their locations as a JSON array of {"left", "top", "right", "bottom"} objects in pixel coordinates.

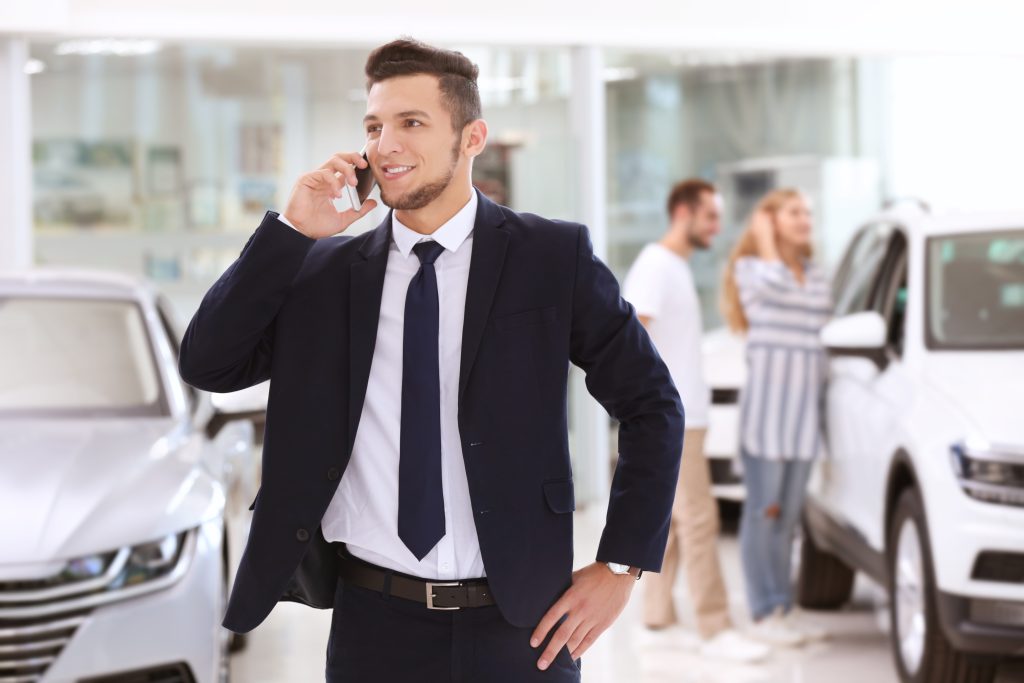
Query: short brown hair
[
  {"left": 666, "top": 179, "right": 716, "bottom": 219},
  {"left": 365, "top": 38, "right": 482, "bottom": 131}
]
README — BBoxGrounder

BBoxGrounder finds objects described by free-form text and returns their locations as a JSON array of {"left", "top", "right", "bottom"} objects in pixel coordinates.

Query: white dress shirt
[{"left": 293, "top": 192, "right": 485, "bottom": 580}]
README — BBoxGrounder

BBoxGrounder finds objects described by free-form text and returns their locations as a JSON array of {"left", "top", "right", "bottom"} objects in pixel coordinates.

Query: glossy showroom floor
[{"left": 231, "top": 505, "right": 1024, "bottom": 683}]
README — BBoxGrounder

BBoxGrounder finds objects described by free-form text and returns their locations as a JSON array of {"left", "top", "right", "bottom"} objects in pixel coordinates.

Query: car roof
[
  {"left": 868, "top": 203, "right": 1024, "bottom": 238},
  {"left": 0, "top": 268, "right": 157, "bottom": 302}
]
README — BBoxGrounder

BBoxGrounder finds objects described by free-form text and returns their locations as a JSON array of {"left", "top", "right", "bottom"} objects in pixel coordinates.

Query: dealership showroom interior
[{"left": 2, "top": 1, "right": 1023, "bottom": 682}]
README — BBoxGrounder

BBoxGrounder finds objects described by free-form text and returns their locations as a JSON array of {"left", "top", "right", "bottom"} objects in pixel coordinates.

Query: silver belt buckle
[{"left": 426, "top": 581, "right": 461, "bottom": 610}]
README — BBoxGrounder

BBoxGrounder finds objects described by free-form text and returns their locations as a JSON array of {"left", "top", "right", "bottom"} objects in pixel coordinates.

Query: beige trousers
[{"left": 643, "top": 428, "right": 732, "bottom": 639}]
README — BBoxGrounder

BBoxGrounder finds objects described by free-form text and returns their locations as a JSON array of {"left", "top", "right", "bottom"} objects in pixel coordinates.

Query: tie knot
[{"left": 413, "top": 240, "right": 446, "bottom": 265}]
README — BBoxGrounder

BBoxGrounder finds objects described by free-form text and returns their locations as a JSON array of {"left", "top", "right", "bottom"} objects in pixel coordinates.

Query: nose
[{"left": 376, "top": 126, "right": 403, "bottom": 158}]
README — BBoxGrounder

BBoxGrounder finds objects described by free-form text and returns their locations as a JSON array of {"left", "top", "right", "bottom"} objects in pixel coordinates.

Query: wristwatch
[{"left": 605, "top": 562, "right": 643, "bottom": 580}]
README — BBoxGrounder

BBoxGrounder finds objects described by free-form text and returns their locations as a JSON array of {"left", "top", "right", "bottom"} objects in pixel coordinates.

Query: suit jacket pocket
[
  {"left": 542, "top": 478, "right": 575, "bottom": 514},
  {"left": 493, "top": 305, "right": 557, "bottom": 332}
]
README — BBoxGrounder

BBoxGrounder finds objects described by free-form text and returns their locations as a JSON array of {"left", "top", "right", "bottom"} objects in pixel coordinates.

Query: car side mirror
[
  {"left": 820, "top": 311, "right": 888, "bottom": 369},
  {"left": 206, "top": 382, "right": 268, "bottom": 439}
]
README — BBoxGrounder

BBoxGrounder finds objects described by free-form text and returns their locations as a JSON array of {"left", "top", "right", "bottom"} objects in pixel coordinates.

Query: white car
[
  {"left": 702, "top": 327, "right": 748, "bottom": 503},
  {"left": 0, "top": 270, "right": 262, "bottom": 683},
  {"left": 796, "top": 205, "right": 1024, "bottom": 682}
]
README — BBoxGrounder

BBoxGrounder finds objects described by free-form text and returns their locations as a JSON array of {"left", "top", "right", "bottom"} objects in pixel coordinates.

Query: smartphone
[{"left": 344, "top": 145, "right": 377, "bottom": 211}]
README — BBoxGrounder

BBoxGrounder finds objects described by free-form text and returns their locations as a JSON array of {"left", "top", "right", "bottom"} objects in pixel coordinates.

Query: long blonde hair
[{"left": 720, "top": 188, "right": 813, "bottom": 333}]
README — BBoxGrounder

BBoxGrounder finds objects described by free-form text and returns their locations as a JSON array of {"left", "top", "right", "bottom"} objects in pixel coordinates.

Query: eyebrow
[{"left": 363, "top": 109, "right": 433, "bottom": 124}]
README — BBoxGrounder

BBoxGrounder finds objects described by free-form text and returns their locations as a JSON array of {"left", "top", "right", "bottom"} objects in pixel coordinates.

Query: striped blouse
[{"left": 734, "top": 257, "right": 833, "bottom": 461}]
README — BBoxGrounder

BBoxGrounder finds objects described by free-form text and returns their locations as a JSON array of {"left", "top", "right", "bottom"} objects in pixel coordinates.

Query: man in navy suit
[{"left": 179, "top": 38, "right": 683, "bottom": 682}]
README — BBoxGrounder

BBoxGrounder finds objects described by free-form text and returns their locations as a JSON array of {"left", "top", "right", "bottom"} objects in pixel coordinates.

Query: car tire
[
  {"left": 229, "top": 632, "right": 248, "bottom": 654},
  {"left": 887, "top": 487, "right": 997, "bottom": 683},
  {"left": 796, "top": 519, "right": 856, "bottom": 609}
]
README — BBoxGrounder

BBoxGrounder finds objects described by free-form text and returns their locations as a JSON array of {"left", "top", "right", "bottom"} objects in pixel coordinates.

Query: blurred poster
[
  {"left": 473, "top": 142, "right": 519, "bottom": 207},
  {"left": 239, "top": 124, "right": 281, "bottom": 175}
]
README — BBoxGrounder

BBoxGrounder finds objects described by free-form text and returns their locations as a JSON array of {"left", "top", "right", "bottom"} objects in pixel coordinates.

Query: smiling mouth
[{"left": 381, "top": 164, "right": 415, "bottom": 180}]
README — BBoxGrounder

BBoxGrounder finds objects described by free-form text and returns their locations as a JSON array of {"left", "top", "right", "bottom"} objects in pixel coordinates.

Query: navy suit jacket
[{"left": 179, "top": 191, "right": 684, "bottom": 633}]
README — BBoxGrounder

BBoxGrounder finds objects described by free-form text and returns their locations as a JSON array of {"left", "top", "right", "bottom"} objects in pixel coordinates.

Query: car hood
[
  {"left": 0, "top": 417, "right": 222, "bottom": 572},
  {"left": 922, "top": 351, "right": 1024, "bottom": 447}
]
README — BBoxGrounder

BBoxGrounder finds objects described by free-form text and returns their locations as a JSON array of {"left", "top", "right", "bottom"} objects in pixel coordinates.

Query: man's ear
[
  {"left": 463, "top": 119, "right": 488, "bottom": 158},
  {"left": 671, "top": 204, "right": 691, "bottom": 228}
]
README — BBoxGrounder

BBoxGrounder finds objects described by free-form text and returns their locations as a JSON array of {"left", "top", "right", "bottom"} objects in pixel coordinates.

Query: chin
[{"left": 785, "top": 233, "right": 812, "bottom": 249}]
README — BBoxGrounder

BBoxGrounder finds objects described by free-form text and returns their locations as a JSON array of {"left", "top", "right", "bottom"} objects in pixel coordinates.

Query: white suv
[{"left": 796, "top": 204, "right": 1024, "bottom": 683}]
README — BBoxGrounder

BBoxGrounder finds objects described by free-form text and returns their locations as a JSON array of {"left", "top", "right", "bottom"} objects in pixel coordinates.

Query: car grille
[
  {"left": 0, "top": 612, "right": 88, "bottom": 683},
  {"left": 79, "top": 662, "right": 197, "bottom": 683},
  {"left": 0, "top": 534, "right": 195, "bottom": 683},
  {"left": 972, "top": 551, "right": 1024, "bottom": 584}
]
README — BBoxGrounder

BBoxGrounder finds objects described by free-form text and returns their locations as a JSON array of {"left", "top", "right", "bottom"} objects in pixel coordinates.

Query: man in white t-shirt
[{"left": 623, "top": 179, "right": 769, "bottom": 663}]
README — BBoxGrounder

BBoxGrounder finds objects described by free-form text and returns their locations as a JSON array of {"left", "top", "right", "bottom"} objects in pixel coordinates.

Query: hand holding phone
[
  {"left": 344, "top": 145, "right": 378, "bottom": 212},
  {"left": 281, "top": 148, "right": 378, "bottom": 239}
]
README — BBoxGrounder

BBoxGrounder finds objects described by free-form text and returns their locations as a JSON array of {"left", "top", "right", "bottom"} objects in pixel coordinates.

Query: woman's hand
[
  {"left": 750, "top": 208, "right": 781, "bottom": 261},
  {"left": 282, "top": 152, "right": 378, "bottom": 239}
]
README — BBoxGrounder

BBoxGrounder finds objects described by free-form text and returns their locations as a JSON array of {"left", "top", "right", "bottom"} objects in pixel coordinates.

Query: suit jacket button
[
  {"left": 296, "top": 528, "right": 310, "bottom": 542},
  {"left": 327, "top": 467, "right": 341, "bottom": 481}
]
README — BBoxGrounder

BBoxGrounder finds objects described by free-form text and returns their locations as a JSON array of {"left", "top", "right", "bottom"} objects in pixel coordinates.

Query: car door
[
  {"left": 838, "top": 229, "right": 914, "bottom": 549},
  {"left": 820, "top": 222, "right": 904, "bottom": 541}
]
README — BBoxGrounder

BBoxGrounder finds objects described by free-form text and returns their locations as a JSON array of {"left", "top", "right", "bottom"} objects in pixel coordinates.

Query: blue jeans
[{"left": 738, "top": 451, "right": 814, "bottom": 621}]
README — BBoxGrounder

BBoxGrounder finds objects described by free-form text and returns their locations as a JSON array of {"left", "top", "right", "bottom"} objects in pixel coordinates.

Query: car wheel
[
  {"left": 218, "top": 626, "right": 232, "bottom": 683},
  {"left": 216, "top": 528, "right": 234, "bottom": 683},
  {"left": 229, "top": 632, "right": 249, "bottom": 653},
  {"left": 887, "top": 487, "right": 997, "bottom": 683},
  {"left": 222, "top": 525, "right": 248, "bottom": 654},
  {"left": 796, "top": 518, "right": 856, "bottom": 609}
]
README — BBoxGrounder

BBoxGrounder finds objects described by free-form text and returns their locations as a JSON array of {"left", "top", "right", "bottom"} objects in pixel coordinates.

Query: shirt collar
[{"left": 391, "top": 191, "right": 478, "bottom": 259}]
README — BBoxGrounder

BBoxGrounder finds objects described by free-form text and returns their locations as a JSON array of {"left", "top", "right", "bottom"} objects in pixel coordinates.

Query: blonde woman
[{"left": 721, "top": 188, "right": 831, "bottom": 647}]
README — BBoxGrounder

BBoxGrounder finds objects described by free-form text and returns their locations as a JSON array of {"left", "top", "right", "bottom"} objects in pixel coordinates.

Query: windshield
[
  {"left": 0, "top": 297, "right": 167, "bottom": 417},
  {"left": 927, "top": 230, "right": 1024, "bottom": 350}
]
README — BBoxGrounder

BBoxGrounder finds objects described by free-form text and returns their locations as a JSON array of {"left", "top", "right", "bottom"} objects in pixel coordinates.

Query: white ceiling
[{"left": 3, "top": 0, "right": 1023, "bottom": 57}]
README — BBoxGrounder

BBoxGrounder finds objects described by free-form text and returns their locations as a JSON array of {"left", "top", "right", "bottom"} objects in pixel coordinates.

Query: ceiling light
[{"left": 55, "top": 39, "right": 163, "bottom": 57}]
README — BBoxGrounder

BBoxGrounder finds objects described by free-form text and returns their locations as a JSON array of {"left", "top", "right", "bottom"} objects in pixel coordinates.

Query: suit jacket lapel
[
  {"left": 459, "top": 191, "right": 509, "bottom": 402},
  {"left": 347, "top": 217, "right": 391, "bottom": 457}
]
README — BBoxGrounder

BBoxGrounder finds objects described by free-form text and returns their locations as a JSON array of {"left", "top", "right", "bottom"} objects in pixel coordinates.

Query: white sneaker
[
  {"left": 633, "top": 624, "right": 699, "bottom": 652},
  {"left": 783, "top": 608, "right": 829, "bottom": 642},
  {"left": 699, "top": 628, "right": 772, "bottom": 663},
  {"left": 746, "top": 609, "right": 805, "bottom": 647}
]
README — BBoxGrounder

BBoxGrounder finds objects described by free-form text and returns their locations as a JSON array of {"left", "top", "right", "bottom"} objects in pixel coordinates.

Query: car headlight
[
  {"left": 0, "top": 531, "right": 196, "bottom": 621},
  {"left": 951, "top": 441, "right": 1024, "bottom": 507},
  {"left": 61, "top": 551, "right": 114, "bottom": 581},
  {"left": 108, "top": 532, "right": 188, "bottom": 589}
]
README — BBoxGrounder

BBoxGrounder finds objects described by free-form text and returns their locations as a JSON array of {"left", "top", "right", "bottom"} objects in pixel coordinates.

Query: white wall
[{"left": 885, "top": 55, "right": 1024, "bottom": 211}]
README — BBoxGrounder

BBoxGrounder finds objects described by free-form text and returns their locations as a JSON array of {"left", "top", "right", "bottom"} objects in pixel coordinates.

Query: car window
[
  {"left": 0, "top": 297, "right": 168, "bottom": 417},
  {"left": 833, "top": 222, "right": 895, "bottom": 317},
  {"left": 871, "top": 231, "right": 909, "bottom": 355},
  {"left": 926, "top": 229, "right": 1024, "bottom": 350},
  {"left": 831, "top": 226, "right": 867, "bottom": 298}
]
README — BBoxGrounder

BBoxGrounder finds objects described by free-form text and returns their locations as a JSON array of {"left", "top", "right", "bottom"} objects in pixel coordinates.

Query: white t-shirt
[{"left": 622, "top": 243, "right": 710, "bottom": 429}]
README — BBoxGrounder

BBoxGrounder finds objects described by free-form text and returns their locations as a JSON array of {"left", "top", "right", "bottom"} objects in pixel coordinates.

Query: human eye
[{"left": 366, "top": 124, "right": 382, "bottom": 137}]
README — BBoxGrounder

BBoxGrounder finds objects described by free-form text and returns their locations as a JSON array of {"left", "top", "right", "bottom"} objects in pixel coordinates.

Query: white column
[
  {"left": 279, "top": 60, "right": 310, "bottom": 205},
  {"left": 568, "top": 46, "right": 610, "bottom": 506},
  {"left": 0, "top": 38, "right": 33, "bottom": 270}
]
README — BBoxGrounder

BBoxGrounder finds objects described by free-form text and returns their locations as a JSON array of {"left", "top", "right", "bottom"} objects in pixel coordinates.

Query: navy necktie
[{"left": 399, "top": 240, "right": 447, "bottom": 560}]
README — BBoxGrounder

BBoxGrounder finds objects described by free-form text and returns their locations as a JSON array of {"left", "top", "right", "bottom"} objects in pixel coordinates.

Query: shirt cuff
[{"left": 275, "top": 212, "right": 299, "bottom": 231}]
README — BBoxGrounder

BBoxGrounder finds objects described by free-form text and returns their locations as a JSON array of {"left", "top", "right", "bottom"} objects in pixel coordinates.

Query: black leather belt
[{"left": 336, "top": 547, "right": 495, "bottom": 611}]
